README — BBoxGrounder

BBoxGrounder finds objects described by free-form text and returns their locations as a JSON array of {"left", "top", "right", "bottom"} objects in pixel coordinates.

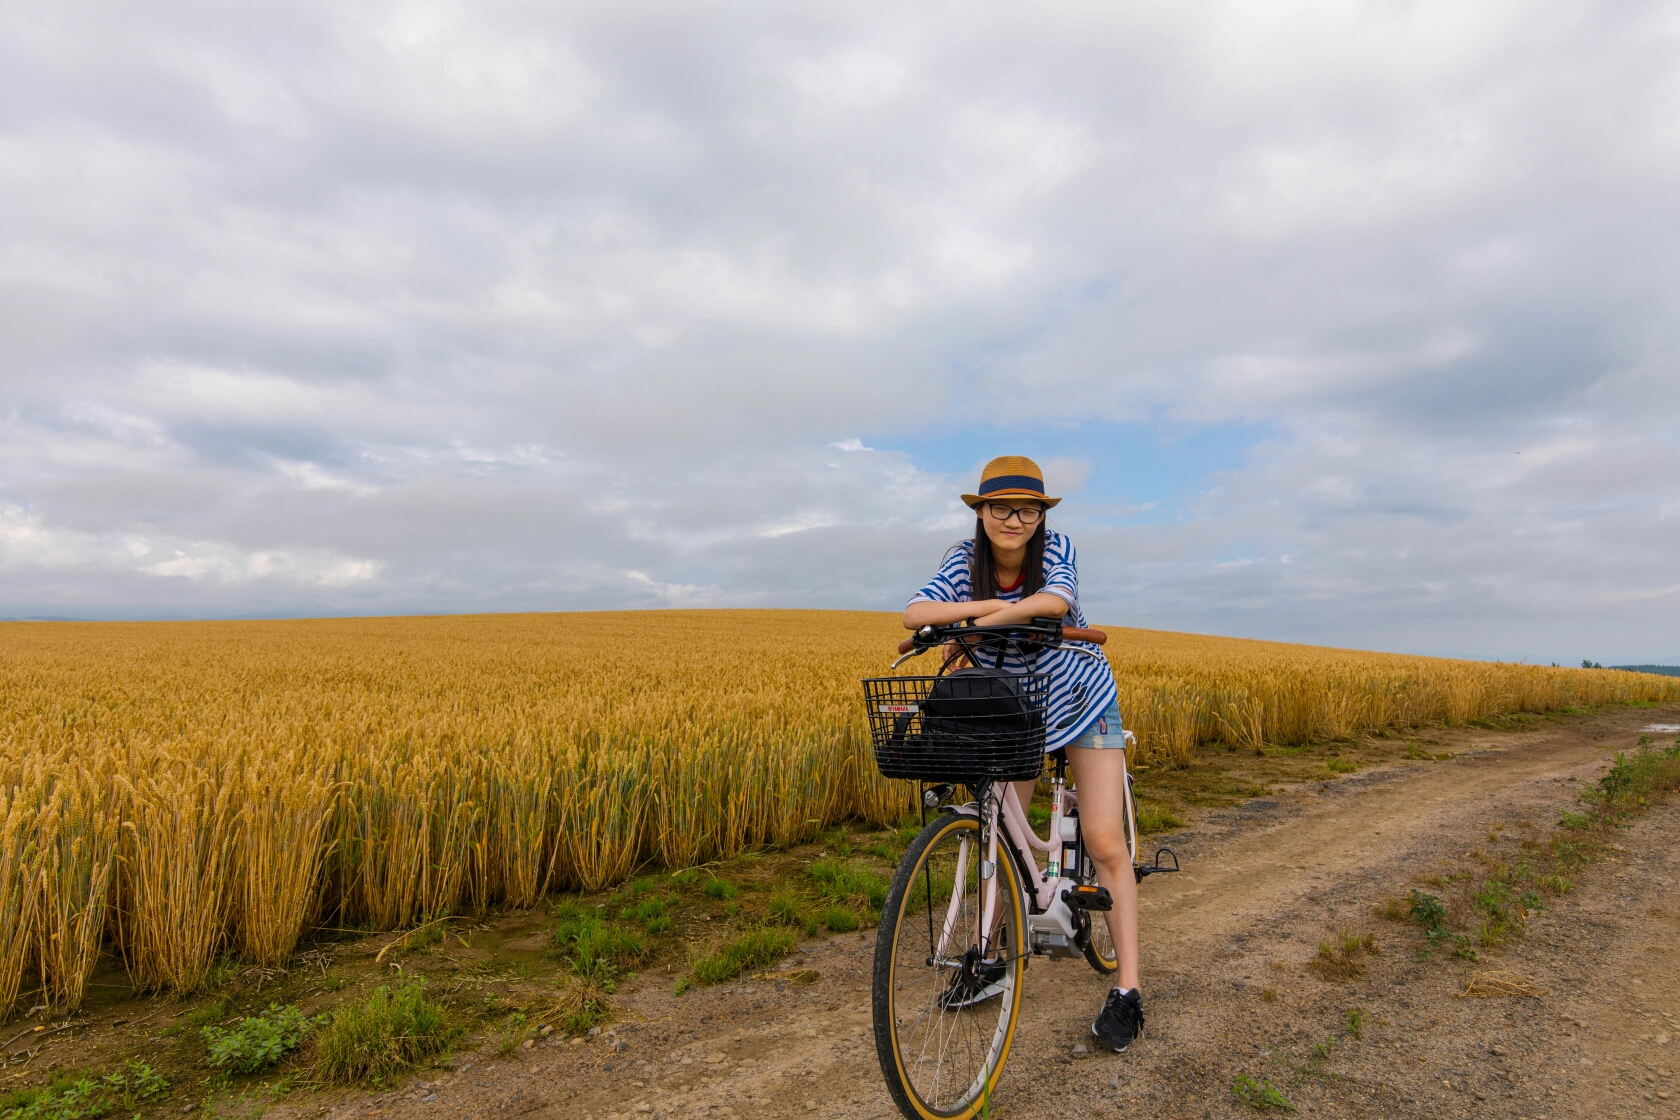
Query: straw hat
[{"left": 961, "top": 455, "right": 1061, "bottom": 509}]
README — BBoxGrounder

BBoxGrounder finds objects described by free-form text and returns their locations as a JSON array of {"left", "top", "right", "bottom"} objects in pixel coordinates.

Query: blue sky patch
[{"left": 862, "top": 419, "right": 1274, "bottom": 526}]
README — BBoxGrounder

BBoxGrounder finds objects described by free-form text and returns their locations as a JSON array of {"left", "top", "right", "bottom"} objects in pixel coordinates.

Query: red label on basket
[{"left": 877, "top": 703, "right": 919, "bottom": 714}]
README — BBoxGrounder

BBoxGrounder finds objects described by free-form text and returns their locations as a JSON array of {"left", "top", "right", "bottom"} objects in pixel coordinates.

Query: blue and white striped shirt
[{"left": 907, "top": 530, "right": 1118, "bottom": 751}]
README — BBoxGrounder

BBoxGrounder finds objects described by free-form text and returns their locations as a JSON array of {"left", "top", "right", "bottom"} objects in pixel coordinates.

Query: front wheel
[{"left": 872, "top": 812, "right": 1026, "bottom": 1120}]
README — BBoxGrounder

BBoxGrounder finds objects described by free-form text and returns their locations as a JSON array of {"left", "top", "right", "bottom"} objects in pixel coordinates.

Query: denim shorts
[{"left": 1064, "top": 697, "right": 1125, "bottom": 751}]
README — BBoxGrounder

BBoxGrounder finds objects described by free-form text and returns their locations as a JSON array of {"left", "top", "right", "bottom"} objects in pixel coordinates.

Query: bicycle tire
[
  {"left": 1079, "top": 843, "right": 1118, "bottom": 976},
  {"left": 872, "top": 812, "right": 1026, "bottom": 1120}
]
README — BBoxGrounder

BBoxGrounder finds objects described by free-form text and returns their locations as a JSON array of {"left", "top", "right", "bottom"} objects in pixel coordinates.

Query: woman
[{"left": 903, "top": 455, "right": 1143, "bottom": 1052}]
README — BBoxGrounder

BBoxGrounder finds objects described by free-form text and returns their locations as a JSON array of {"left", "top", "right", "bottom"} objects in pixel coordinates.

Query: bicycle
[{"left": 861, "top": 619, "right": 1179, "bottom": 1120}]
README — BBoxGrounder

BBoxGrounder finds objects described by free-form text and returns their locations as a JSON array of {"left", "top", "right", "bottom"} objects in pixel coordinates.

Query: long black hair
[{"left": 969, "top": 511, "right": 1047, "bottom": 602}]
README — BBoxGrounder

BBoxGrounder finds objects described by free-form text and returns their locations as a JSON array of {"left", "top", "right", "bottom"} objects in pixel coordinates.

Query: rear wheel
[
  {"left": 1079, "top": 845, "right": 1118, "bottom": 975},
  {"left": 1077, "top": 773, "right": 1135, "bottom": 977},
  {"left": 872, "top": 811, "right": 1025, "bottom": 1120}
]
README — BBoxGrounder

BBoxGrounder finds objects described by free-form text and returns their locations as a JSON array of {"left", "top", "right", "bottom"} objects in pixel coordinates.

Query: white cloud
[
  {"left": 1, "top": 504, "right": 380, "bottom": 590},
  {"left": 144, "top": 546, "right": 381, "bottom": 588},
  {"left": 0, "top": 0, "right": 1677, "bottom": 658},
  {"left": 272, "top": 459, "right": 376, "bottom": 493},
  {"left": 755, "top": 513, "right": 840, "bottom": 539},
  {"left": 620, "top": 569, "right": 737, "bottom": 609}
]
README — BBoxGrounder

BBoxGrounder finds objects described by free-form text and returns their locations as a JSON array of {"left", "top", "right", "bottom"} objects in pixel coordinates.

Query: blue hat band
[{"left": 978, "top": 474, "right": 1045, "bottom": 496}]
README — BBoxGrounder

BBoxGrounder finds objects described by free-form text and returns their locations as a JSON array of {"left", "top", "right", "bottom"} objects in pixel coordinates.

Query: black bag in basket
[{"left": 921, "top": 668, "right": 1041, "bottom": 747}]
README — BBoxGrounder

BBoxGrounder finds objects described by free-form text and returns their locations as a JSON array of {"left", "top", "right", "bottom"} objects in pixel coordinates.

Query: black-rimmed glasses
[{"left": 982, "top": 502, "right": 1044, "bottom": 525}]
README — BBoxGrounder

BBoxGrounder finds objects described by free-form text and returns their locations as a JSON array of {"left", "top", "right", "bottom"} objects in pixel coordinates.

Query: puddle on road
[{"left": 1641, "top": 723, "right": 1680, "bottom": 733}]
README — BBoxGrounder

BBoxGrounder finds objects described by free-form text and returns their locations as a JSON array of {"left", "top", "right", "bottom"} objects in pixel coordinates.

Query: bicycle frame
[{"left": 944, "top": 738, "right": 1136, "bottom": 964}]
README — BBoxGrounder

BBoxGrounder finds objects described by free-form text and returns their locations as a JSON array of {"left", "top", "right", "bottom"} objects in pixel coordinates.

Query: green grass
[
  {"left": 1136, "top": 804, "right": 1184, "bottom": 833},
  {"left": 1408, "top": 890, "right": 1447, "bottom": 937},
  {"left": 822, "top": 907, "right": 859, "bottom": 932},
  {"left": 201, "top": 1003, "right": 321, "bottom": 1073},
  {"left": 1306, "top": 931, "right": 1376, "bottom": 981},
  {"left": 619, "top": 893, "right": 678, "bottom": 933},
  {"left": 821, "top": 827, "right": 854, "bottom": 857},
  {"left": 1585, "top": 741, "right": 1680, "bottom": 814},
  {"left": 1323, "top": 758, "right": 1359, "bottom": 774},
  {"left": 864, "top": 842, "right": 898, "bottom": 863},
  {"left": 808, "top": 859, "right": 888, "bottom": 913},
  {"left": 1, "top": 1062, "right": 167, "bottom": 1120},
  {"left": 704, "top": 878, "right": 739, "bottom": 900},
  {"left": 1394, "top": 739, "right": 1680, "bottom": 968},
  {"left": 1472, "top": 873, "right": 1523, "bottom": 947},
  {"left": 314, "top": 979, "right": 460, "bottom": 1085},
  {"left": 767, "top": 892, "right": 801, "bottom": 926},
  {"left": 620, "top": 896, "right": 667, "bottom": 921},
  {"left": 552, "top": 901, "right": 648, "bottom": 980},
  {"left": 690, "top": 928, "right": 798, "bottom": 985},
  {"left": 1230, "top": 1073, "right": 1294, "bottom": 1111},
  {"left": 185, "top": 997, "right": 230, "bottom": 1027},
  {"left": 495, "top": 1012, "right": 530, "bottom": 1056}
]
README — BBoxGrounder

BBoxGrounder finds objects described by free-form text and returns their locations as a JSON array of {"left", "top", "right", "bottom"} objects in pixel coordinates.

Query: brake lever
[{"left": 888, "top": 647, "right": 928, "bottom": 670}]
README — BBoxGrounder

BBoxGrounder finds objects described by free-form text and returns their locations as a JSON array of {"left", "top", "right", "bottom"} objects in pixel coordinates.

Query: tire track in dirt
[{"left": 286, "top": 704, "right": 1679, "bottom": 1120}]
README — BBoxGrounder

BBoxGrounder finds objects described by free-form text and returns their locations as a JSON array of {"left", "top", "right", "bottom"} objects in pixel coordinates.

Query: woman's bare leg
[
  {"left": 1066, "top": 745, "right": 1141, "bottom": 990},
  {"left": 1008, "top": 779, "right": 1039, "bottom": 822}
]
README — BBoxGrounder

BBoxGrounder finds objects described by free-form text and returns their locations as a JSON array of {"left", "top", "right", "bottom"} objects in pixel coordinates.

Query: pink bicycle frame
[{"left": 953, "top": 738, "right": 1135, "bottom": 960}]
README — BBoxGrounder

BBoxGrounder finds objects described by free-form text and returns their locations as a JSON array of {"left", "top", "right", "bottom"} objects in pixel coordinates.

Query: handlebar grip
[{"left": 896, "top": 636, "right": 916, "bottom": 655}]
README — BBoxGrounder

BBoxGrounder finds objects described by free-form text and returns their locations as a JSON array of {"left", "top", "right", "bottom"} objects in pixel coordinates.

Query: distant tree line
[{"left": 1609, "top": 663, "right": 1680, "bottom": 677}]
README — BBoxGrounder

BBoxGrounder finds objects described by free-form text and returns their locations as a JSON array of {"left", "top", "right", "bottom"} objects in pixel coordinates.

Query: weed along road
[{"left": 254, "top": 703, "right": 1679, "bottom": 1120}]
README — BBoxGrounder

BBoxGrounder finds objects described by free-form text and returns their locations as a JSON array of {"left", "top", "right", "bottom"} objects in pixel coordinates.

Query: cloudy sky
[{"left": 3, "top": 1, "right": 1678, "bottom": 662}]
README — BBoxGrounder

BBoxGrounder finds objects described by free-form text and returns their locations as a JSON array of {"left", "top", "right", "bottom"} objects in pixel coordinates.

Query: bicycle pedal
[
  {"left": 1062, "top": 884, "right": 1113, "bottom": 912},
  {"left": 1135, "top": 846, "right": 1182, "bottom": 882}
]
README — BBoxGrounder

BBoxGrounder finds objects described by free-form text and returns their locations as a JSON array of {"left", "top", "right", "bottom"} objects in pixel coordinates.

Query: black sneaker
[{"left": 1091, "top": 987, "right": 1143, "bottom": 1052}]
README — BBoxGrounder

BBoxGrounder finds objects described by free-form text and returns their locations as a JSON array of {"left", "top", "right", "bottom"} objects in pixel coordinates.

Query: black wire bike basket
[{"left": 861, "top": 669, "right": 1049, "bottom": 783}]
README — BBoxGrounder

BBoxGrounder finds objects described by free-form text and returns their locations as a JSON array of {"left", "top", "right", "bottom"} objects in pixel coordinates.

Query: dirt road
[{"left": 296, "top": 705, "right": 1680, "bottom": 1120}]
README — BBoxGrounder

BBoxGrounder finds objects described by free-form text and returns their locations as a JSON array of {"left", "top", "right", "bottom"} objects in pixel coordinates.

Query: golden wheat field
[{"left": 2, "top": 609, "right": 1676, "bottom": 1023}]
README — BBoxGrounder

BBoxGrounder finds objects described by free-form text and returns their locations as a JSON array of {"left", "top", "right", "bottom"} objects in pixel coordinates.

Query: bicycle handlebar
[{"left": 894, "top": 622, "right": 1108, "bottom": 656}]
